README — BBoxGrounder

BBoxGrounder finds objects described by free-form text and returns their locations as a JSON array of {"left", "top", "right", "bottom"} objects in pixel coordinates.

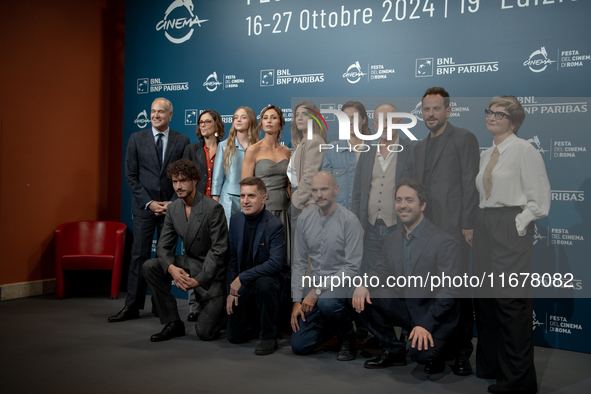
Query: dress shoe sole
[
  {"left": 150, "top": 331, "right": 185, "bottom": 342},
  {"left": 453, "top": 368, "right": 473, "bottom": 376},
  {"left": 364, "top": 359, "right": 407, "bottom": 369},
  {"left": 255, "top": 343, "right": 278, "bottom": 355},
  {"left": 108, "top": 311, "right": 139, "bottom": 323},
  {"left": 336, "top": 353, "right": 357, "bottom": 361}
]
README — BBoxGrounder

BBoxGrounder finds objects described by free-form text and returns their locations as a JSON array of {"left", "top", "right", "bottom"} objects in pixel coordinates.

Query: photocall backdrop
[{"left": 122, "top": 0, "right": 591, "bottom": 353}]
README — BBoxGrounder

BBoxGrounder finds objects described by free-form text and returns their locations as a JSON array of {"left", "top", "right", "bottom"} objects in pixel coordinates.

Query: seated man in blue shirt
[
  {"left": 291, "top": 171, "right": 364, "bottom": 361},
  {"left": 226, "top": 177, "right": 287, "bottom": 355},
  {"left": 352, "top": 178, "right": 460, "bottom": 374}
]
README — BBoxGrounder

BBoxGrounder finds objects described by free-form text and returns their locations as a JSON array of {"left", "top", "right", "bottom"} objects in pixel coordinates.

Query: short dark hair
[
  {"left": 196, "top": 110, "right": 225, "bottom": 141},
  {"left": 396, "top": 178, "right": 429, "bottom": 206},
  {"left": 422, "top": 87, "right": 450, "bottom": 108},
  {"left": 239, "top": 176, "right": 267, "bottom": 196},
  {"left": 167, "top": 159, "right": 201, "bottom": 184}
]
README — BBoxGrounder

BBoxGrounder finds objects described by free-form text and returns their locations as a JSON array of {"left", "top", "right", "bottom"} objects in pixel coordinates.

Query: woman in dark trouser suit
[{"left": 473, "top": 96, "right": 550, "bottom": 394}]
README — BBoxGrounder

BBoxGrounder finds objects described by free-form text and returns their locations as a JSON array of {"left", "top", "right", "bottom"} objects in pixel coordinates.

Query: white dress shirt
[{"left": 476, "top": 133, "right": 551, "bottom": 236}]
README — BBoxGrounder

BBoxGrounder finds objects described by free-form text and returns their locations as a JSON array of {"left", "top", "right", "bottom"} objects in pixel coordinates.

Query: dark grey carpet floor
[{"left": 0, "top": 293, "right": 589, "bottom": 394}]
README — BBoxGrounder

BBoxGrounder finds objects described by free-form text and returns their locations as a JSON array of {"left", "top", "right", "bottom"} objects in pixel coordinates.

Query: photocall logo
[
  {"left": 527, "top": 135, "right": 549, "bottom": 154},
  {"left": 343, "top": 61, "right": 367, "bottom": 84},
  {"left": 523, "top": 47, "right": 556, "bottom": 73},
  {"left": 203, "top": 72, "right": 222, "bottom": 92},
  {"left": 411, "top": 101, "right": 423, "bottom": 121},
  {"left": 156, "top": 0, "right": 208, "bottom": 44},
  {"left": 134, "top": 110, "right": 151, "bottom": 128}
]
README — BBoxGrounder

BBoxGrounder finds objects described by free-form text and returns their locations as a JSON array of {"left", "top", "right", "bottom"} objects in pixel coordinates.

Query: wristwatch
[{"left": 315, "top": 287, "right": 324, "bottom": 296}]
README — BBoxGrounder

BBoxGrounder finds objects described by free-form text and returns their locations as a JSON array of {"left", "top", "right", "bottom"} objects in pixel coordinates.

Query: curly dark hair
[
  {"left": 396, "top": 178, "right": 430, "bottom": 206},
  {"left": 422, "top": 87, "right": 450, "bottom": 108},
  {"left": 166, "top": 159, "right": 201, "bottom": 184}
]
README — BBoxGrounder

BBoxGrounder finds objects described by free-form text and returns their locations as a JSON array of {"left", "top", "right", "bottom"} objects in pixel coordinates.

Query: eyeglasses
[
  {"left": 484, "top": 109, "right": 511, "bottom": 120},
  {"left": 198, "top": 119, "right": 213, "bottom": 126}
]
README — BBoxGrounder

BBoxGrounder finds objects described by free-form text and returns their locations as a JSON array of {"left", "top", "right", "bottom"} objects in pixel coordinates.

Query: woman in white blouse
[{"left": 473, "top": 96, "right": 550, "bottom": 394}]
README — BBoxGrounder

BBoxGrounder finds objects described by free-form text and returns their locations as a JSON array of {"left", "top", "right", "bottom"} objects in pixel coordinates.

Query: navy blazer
[
  {"left": 370, "top": 218, "right": 460, "bottom": 340},
  {"left": 227, "top": 209, "right": 287, "bottom": 294},
  {"left": 125, "top": 128, "right": 190, "bottom": 217},
  {"left": 351, "top": 137, "right": 415, "bottom": 230}
]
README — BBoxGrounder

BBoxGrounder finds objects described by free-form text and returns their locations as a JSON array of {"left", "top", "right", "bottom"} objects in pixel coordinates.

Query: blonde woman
[{"left": 211, "top": 106, "right": 259, "bottom": 225}]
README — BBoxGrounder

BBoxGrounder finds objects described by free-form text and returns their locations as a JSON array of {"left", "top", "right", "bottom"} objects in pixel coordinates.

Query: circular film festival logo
[
  {"left": 156, "top": 0, "right": 208, "bottom": 44},
  {"left": 411, "top": 102, "right": 424, "bottom": 122},
  {"left": 343, "top": 61, "right": 367, "bottom": 84},
  {"left": 134, "top": 110, "right": 151, "bottom": 128},
  {"left": 523, "top": 47, "right": 556, "bottom": 73},
  {"left": 203, "top": 72, "right": 222, "bottom": 92}
]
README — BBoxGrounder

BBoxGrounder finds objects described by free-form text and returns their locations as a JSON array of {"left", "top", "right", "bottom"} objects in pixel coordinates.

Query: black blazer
[
  {"left": 351, "top": 138, "right": 415, "bottom": 231},
  {"left": 156, "top": 191, "right": 229, "bottom": 300},
  {"left": 371, "top": 218, "right": 460, "bottom": 340},
  {"left": 183, "top": 141, "right": 218, "bottom": 195},
  {"left": 413, "top": 122, "right": 479, "bottom": 236},
  {"left": 125, "top": 129, "right": 190, "bottom": 217}
]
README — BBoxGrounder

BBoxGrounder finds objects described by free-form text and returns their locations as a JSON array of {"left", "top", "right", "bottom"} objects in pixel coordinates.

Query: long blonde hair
[
  {"left": 223, "top": 106, "right": 259, "bottom": 174},
  {"left": 291, "top": 101, "right": 328, "bottom": 149}
]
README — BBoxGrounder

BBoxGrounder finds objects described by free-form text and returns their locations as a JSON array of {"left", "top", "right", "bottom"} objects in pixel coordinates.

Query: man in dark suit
[
  {"left": 143, "top": 159, "right": 228, "bottom": 342},
  {"left": 351, "top": 104, "right": 415, "bottom": 275},
  {"left": 226, "top": 177, "right": 286, "bottom": 355},
  {"left": 413, "top": 87, "right": 479, "bottom": 375},
  {"left": 109, "top": 98, "right": 190, "bottom": 322},
  {"left": 352, "top": 178, "right": 460, "bottom": 374}
]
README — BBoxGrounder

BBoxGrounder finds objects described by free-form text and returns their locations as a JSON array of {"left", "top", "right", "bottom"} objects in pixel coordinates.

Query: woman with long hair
[
  {"left": 288, "top": 101, "right": 328, "bottom": 233},
  {"left": 211, "top": 106, "right": 259, "bottom": 225}
]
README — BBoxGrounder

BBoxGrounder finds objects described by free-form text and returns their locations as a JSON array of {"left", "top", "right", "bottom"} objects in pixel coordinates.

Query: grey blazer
[
  {"left": 291, "top": 134, "right": 325, "bottom": 211},
  {"left": 351, "top": 138, "right": 415, "bottom": 231},
  {"left": 156, "top": 191, "right": 229, "bottom": 300},
  {"left": 125, "top": 128, "right": 190, "bottom": 217},
  {"left": 413, "top": 122, "right": 479, "bottom": 237}
]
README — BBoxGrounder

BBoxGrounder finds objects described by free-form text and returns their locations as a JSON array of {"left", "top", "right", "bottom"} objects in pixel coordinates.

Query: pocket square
[{"left": 259, "top": 243, "right": 264, "bottom": 246}]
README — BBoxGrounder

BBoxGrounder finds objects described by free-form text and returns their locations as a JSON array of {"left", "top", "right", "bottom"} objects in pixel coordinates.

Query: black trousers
[
  {"left": 358, "top": 296, "right": 447, "bottom": 364},
  {"left": 126, "top": 214, "right": 164, "bottom": 310},
  {"left": 226, "top": 276, "right": 280, "bottom": 343},
  {"left": 143, "top": 257, "right": 225, "bottom": 341},
  {"left": 473, "top": 207, "right": 537, "bottom": 392}
]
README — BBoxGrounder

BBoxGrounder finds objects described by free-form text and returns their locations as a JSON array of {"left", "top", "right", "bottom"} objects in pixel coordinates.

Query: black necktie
[{"left": 156, "top": 133, "right": 163, "bottom": 167}]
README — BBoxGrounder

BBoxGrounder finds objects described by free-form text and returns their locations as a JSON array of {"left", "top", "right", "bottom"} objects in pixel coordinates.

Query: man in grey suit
[
  {"left": 413, "top": 87, "right": 480, "bottom": 376},
  {"left": 143, "top": 159, "right": 229, "bottom": 342},
  {"left": 351, "top": 104, "right": 415, "bottom": 275},
  {"left": 109, "top": 97, "right": 190, "bottom": 322}
]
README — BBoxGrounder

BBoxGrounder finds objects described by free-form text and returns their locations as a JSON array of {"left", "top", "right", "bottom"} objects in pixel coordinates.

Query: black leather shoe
[
  {"left": 453, "top": 356, "right": 473, "bottom": 376},
  {"left": 108, "top": 307, "right": 139, "bottom": 322},
  {"left": 150, "top": 321, "right": 186, "bottom": 342},
  {"left": 187, "top": 312, "right": 198, "bottom": 322},
  {"left": 336, "top": 339, "right": 357, "bottom": 361},
  {"left": 364, "top": 349, "right": 407, "bottom": 369},
  {"left": 255, "top": 338, "right": 278, "bottom": 355},
  {"left": 424, "top": 359, "right": 446, "bottom": 374},
  {"left": 488, "top": 384, "right": 537, "bottom": 394}
]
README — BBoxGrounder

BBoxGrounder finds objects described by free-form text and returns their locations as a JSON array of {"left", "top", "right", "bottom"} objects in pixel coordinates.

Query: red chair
[{"left": 54, "top": 221, "right": 127, "bottom": 299}]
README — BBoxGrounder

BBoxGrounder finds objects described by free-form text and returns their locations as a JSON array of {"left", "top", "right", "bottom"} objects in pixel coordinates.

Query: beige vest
[{"left": 367, "top": 153, "right": 397, "bottom": 227}]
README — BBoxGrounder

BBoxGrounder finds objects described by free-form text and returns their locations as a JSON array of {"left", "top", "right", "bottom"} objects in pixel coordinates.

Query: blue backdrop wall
[{"left": 122, "top": 0, "right": 591, "bottom": 353}]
